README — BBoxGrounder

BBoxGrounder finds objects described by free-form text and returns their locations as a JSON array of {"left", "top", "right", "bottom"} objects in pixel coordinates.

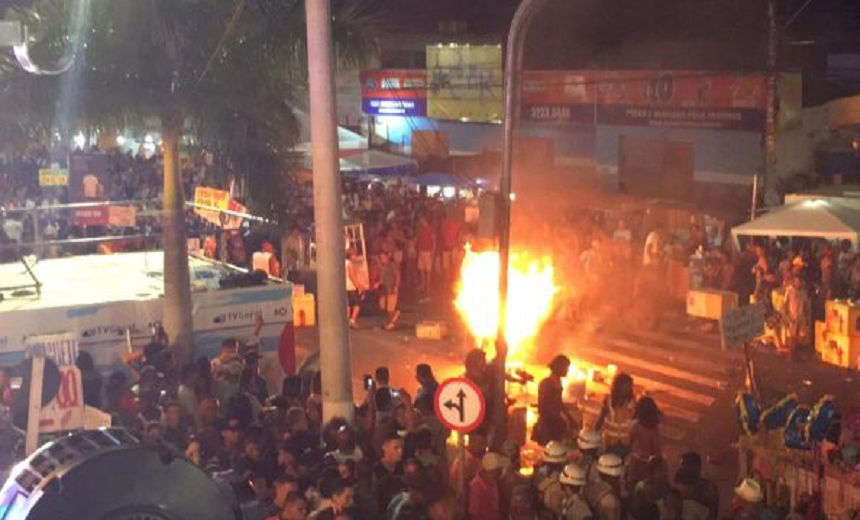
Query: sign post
[
  {"left": 434, "top": 377, "right": 486, "bottom": 515},
  {"left": 23, "top": 333, "right": 85, "bottom": 435},
  {"left": 24, "top": 356, "right": 44, "bottom": 455},
  {"left": 720, "top": 302, "right": 766, "bottom": 397}
]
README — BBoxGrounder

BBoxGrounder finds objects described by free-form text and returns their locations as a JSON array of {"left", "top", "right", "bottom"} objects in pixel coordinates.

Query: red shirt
[
  {"left": 416, "top": 224, "right": 436, "bottom": 252},
  {"left": 440, "top": 219, "right": 461, "bottom": 250},
  {"left": 469, "top": 473, "right": 501, "bottom": 520}
]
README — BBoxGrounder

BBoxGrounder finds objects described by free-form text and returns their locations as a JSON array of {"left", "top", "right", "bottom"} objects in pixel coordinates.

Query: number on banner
[{"left": 56, "top": 369, "right": 80, "bottom": 408}]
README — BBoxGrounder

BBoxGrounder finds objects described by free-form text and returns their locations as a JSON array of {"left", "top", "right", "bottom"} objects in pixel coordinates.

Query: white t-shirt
[
  {"left": 82, "top": 174, "right": 100, "bottom": 198},
  {"left": 3, "top": 219, "right": 23, "bottom": 242},
  {"left": 643, "top": 231, "right": 662, "bottom": 266},
  {"left": 252, "top": 251, "right": 273, "bottom": 275},
  {"left": 346, "top": 259, "right": 357, "bottom": 291}
]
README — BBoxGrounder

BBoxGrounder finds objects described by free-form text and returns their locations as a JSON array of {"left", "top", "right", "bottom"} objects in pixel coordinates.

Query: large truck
[{"left": 0, "top": 251, "right": 296, "bottom": 392}]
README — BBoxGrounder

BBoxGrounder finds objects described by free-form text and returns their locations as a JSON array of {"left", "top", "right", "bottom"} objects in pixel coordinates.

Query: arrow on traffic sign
[{"left": 444, "top": 388, "right": 467, "bottom": 423}]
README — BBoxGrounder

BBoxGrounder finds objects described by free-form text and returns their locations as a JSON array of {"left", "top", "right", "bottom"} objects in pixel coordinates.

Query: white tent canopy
[
  {"left": 291, "top": 109, "right": 367, "bottom": 153},
  {"left": 339, "top": 150, "right": 418, "bottom": 178},
  {"left": 732, "top": 199, "right": 860, "bottom": 245}
]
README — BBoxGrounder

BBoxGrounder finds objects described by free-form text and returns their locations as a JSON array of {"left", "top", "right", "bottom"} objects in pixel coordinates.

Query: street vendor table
[
  {"left": 739, "top": 435, "right": 860, "bottom": 519},
  {"left": 687, "top": 288, "right": 738, "bottom": 320}
]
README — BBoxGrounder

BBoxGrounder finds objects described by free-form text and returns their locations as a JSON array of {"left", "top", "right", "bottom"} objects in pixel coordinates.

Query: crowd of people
[
  {"left": 4, "top": 149, "right": 851, "bottom": 520},
  {"left": 73, "top": 322, "right": 459, "bottom": 520},
  {"left": 53, "top": 322, "right": 784, "bottom": 520},
  {"left": 0, "top": 147, "right": 215, "bottom": 261}
]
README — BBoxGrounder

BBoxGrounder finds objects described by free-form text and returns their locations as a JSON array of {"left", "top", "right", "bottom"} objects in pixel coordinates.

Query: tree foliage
[{"left": 1, "top": 0, "right": 381, "bottom": 207}]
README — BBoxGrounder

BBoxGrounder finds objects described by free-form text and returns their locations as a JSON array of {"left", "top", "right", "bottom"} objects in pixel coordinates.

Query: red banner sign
[
  {"left": 360, "top": 68, "right": 767, "bottom": 131},
  {"left": 522, "top": 70, "right": 766, "bottom": 109},
  {"left": 360, "top": 69, "right": 427, "bottom": 100}
]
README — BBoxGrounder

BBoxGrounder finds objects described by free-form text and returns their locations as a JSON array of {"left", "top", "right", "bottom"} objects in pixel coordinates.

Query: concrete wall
[
  {"left": 594, "top": 125, "right": 761, "bottom": 186},
  {"left": 374, "top": 117, "right": 597, "bottom": 169},
  {"left": 776, "top": 95, "right": 860, "bottom": 181}
]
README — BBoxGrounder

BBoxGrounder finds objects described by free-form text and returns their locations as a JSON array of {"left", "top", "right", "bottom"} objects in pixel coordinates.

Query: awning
[
  {"left": 339, "top": 150, "right": 418, "bottom": 178},
  {"left": 406, "top": 171, "right": 484, "bottom": 188},
  {"left": 731, "top": 199, "right": 860, "bottom": 245},
  {"left": 291, "top": 109, "right": 367, "bottom": 153}
]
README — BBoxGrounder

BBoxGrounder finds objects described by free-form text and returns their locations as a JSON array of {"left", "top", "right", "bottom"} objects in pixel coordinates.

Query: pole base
[{"left": 322, "top": 398, "right": 355, "bottom": 425}]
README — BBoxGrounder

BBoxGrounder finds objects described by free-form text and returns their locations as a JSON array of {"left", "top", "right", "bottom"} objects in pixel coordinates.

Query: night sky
[{"left": 374, "top": 0, "right": 859, "bottom": 67}]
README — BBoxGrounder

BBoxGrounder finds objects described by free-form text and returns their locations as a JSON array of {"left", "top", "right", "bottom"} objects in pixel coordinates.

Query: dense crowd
[
  {"left": 42, "top": 321, "right": 789, "bottom": 520},
  {"left": 0, "top": 147, "right": 213, "bottom": 261}
]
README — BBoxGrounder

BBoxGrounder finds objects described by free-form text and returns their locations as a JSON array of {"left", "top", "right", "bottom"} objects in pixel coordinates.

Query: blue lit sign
[{"left": 362, "top": 98, "right": 427, "bottom": 117}]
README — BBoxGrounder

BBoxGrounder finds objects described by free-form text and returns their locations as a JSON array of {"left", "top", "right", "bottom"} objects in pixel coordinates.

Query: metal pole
[
  {"left": 305, "top": 0, "right": 354, "bottom": 424},
  {"left": 458, "top": 432, "right": 467, "bottom": 515},
  {"left": 25, "top": 356, "right": 45, "bottom": 455},
  {"left": 764, "top": 0, "right": 778, "bottom": 191},
  {"left": 496, "top": 0, "right": 549, "bottom": 448},
  {"left": 750, "top": 175, "right": 759, "bottom": 221}
]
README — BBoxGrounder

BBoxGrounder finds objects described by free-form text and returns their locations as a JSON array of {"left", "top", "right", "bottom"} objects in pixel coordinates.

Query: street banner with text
[
  {"left": 23, "top": 333, "right": 85, "bottom": 433},
  {"left": 38, "top": 168, "right": 69, "bottom": 187},
  {"left": 720, "top": 302, "right": 766, "bottom": 350},
  {"left": 426, "top": 44, "right": 503, "bottom": 123},
  {"left": 193, "top": 186, "right": 231, "bottom": 226},
  {"left": 521, "top": 70, "right": 767, "bottom": 131},
  {"left": 361, "top": 69, "right": 427, "bottom": 117}
]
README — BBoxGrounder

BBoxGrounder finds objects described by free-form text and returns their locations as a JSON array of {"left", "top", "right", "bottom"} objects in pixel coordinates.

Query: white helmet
[
  {"left": 577, "top": 428, "right": 602, "bottom": 450},
  {"left": 596, "top": 453, "right": 624, "bottom": 477},
  {"left": 559, "top": 463, "right": 587, "bottom": 487},
  {"left": 542, "top": 440, "right": 569, "bottom": 464}
]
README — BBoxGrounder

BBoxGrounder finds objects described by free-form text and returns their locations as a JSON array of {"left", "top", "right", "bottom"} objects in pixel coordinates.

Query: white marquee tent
[{"left": 732, "top": 199, "right": 860, "bottom": 245}]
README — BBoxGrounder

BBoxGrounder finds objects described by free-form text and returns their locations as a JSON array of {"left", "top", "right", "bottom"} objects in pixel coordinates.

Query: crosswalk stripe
[
  {"left": 573, "top": 340, "right": 725, "bottom": 391},
  {"left": 609, "top": 332, "right": 733, "bottom": 373},
  {"left": 623, "top": 327, "right": 722, "bottom": 355},
  {"left": 571, "top": 357, "right": 716, "bottom": 408}
]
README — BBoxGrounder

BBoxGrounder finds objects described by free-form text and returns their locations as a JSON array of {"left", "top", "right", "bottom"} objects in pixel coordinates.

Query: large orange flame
[{"left": 454, "top": 245, "right": 556, "bottom": 360}]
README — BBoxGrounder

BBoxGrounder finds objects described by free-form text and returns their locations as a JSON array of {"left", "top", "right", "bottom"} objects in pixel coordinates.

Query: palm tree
[{"left": 2, "top": 0, "right": 381, "bottom": 363}]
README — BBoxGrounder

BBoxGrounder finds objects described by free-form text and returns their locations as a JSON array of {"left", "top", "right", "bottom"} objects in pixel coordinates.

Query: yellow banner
[
  {"left": 39, "top": 168, "right": 69, "bottom": 186},
  {"left": 193, "top": 186, "right": 231, "bottom": 225},
  {"left": 426, "top": 44, "right": 503, "bottom": 123}
]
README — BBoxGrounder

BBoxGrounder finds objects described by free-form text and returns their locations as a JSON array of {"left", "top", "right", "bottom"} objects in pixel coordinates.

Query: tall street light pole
[
  {"left": 305, "top": 0, "right": 354, "bottom": 423},
  {"left": 764, "top": 0, "right": 778, "bottom": 192},
  {"left": 495, "top": 0, "right": 550, "bottom": 447}
]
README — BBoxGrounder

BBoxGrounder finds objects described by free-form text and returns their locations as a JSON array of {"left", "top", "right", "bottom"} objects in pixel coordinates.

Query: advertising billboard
[
  {"left": 360, "top": 69, "right": 427, "bottom": 117},
  {"left": 520, "top": 70, "right": 767, "bottom": 131},
  {"left": 426, "top": 44, "right": 503, "bottom": 123},
  {"left": 360, "top": 66, "right": 767, "bottom": 131}
]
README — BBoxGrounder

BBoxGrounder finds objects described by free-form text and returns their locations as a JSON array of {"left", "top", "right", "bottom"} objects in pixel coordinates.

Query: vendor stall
[
  {"left": 731, "top": 199, "right": 860, "bottom": 246},
  {"left": 735, "top": 394, "right": 860, "bottom": 520}
]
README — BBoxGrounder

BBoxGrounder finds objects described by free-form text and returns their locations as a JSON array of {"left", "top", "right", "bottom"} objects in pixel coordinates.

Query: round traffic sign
[{"left": 433, "top": 377, "right": 486, "bottom": 433}]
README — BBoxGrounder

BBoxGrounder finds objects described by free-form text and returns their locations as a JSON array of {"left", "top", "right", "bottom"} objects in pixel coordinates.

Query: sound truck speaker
[
  {"left": 10, "top": 358, "right": 61, "bottom": 431},
  {"left": 0, "top": 428, "right": 263, "bottom": 520}
]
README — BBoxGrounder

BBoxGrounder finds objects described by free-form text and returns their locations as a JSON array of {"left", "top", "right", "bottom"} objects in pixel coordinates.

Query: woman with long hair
[
  {"left": 596, "top": 373, "right": 635, "bottom": 457},
  {"left": 627, "top": 396, "right": 663, "bottom": 489}
]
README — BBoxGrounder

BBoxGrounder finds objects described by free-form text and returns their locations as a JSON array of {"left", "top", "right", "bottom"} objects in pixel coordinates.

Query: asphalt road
[{"left": 294, "top": 297, "right": 860, "bottom": 510}]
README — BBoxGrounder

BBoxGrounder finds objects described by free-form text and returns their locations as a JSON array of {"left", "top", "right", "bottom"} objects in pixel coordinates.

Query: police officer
[
  {"left": 572, "top": 428, "right": 603, "bottom": 483},
  {"left": 584, "top": 453, "right": 624, "bottom": 520},
  {"left": 534, "top": 440, "right": 569, "bottom": 517},
  {"left": 560, "top": 464, "right": 593, "bottom": 520}
]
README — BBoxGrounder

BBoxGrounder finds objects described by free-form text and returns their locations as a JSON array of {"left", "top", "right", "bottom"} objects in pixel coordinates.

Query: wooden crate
[
  {"left": 293, "top": 293, "right": 315, "bottom": 327},
  {"left": 820, "top": 332, "right": 860, "bottom": 369},
  {"left": 416, "top": 321, "right": 448, "bottom": 340},
  {"left": 687, "top": 289, "right": 738, "bottom": 320},
  {"left": 825, "top": 300, "right": 860, "bottom": 337}
]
